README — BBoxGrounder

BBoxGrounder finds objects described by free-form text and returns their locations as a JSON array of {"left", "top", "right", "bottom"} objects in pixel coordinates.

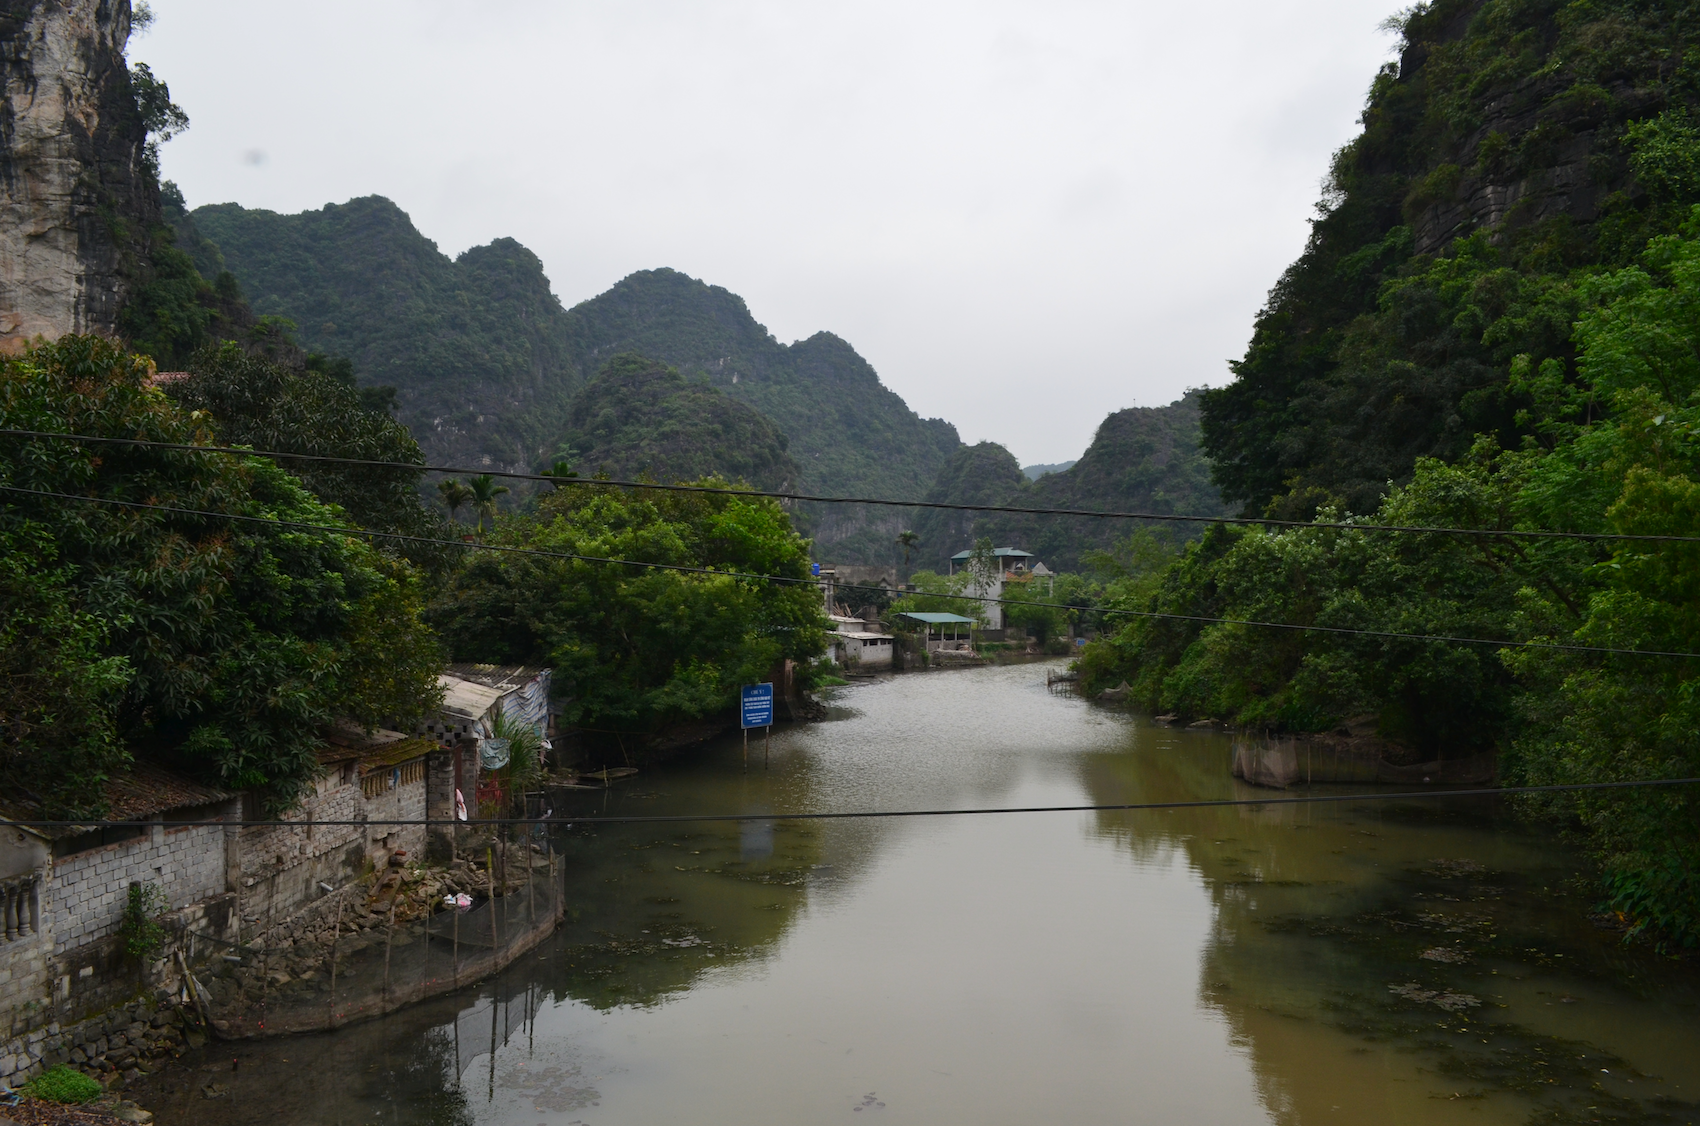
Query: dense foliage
[
  {"left": 1201, "top": 0, "right": 1700, "bottom": 518},
  {"left": 189, "top": 197, "right": 582, "bottom": 472},
  {"left": 1090, "top": 0, "right": 1700, "bottom": 945},
  {"left": 0, "top": 336, "right": 442, "bottom": 815},
  {"left": 166, "top": 341, "right": 458, "bottom": 578},
  {"left": 428, "top": 478, "right": 827, "bottom": 744},
  {"left": 560, "top": 354, "right": 801, "bottom": 492}
]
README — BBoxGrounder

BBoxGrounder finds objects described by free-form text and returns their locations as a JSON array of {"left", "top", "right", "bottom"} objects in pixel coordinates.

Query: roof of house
[
  {"left": 839, "top": 631, "right": 894, "bottom": 640},
  {"left": 443, "top": 664, "right": 548, "bottom": 691},
  {"left": 439, "top": 674, "right": 511, "bottom": 722},
  {"left": 3, "top": 762, "right": 235, "bottom": 839},
  {"left": 897, "top": 612, "right": 978, "bottom": 624},
  {"left": 319, "top": 726, "right": 436, "bottom": 771},
  {"left": 950, "top": 547, "right": 1035, "bottom": 562},
  {"left": 105, "top": 762, "right": 234, "bottom": 820}
]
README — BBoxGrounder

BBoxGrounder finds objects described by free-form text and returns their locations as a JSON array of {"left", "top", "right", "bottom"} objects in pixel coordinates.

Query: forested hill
[
  {"left": 186, "top": 202, "right": 962, "bottom": 558},
  {"left": 1201, "top": 0, "right": 1700, "bottom": 518},
  {"left": 911, "top": 392, "right": 1224, "bottom": 572},
  {"left": 565, "top": 269, "right": 962, "bottom": 502},
  {"left": 191, "top": 197, "right": 582, "bottom": 473},
  {"left": 561, "top": 354, "right": 801, "bottom": 492}
]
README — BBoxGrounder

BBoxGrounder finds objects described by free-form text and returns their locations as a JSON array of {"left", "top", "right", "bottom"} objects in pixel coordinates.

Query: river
[{"left": 135, "top": 662, "right": 1700, "bottom": 1125}]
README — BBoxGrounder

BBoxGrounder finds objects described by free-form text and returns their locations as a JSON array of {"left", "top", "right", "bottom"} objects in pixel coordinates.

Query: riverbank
[{"left": 197, "top": 847, "right": 563, "bottom": 1038}]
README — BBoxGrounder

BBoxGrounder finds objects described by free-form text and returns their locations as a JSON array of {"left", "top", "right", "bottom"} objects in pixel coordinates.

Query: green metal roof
[
  {"left": 949, "top": 547, "right": 1035, "bottom": 562},
  {"left": 897, "top": 612, "right": 978, "bottom": 624}
]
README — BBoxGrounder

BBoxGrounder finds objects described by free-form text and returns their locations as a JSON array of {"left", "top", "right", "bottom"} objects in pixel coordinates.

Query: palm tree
[
  {"left": 467, "top": 474, "right": 510, "bottom": 538},
  {"left": 437, "top": 478, "right": 474, "bottom": 524},
  {"left": 895, "top": 530, "right": 919, "bottom": 586}
]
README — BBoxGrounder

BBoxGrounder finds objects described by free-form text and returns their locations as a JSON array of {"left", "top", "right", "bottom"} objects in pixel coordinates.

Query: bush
[{"left": 23, "top": 1065, "right": 102, "bottom": 1104}]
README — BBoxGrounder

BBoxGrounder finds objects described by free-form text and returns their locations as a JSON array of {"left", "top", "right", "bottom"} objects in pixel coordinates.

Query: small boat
[{"left": 580, "top": 767, "right": 638, "bottom": 785}]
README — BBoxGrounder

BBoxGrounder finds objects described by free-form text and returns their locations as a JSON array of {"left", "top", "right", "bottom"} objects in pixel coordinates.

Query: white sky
[{"left": 139, "top": 0, "right": 1401, "bottom": 466}]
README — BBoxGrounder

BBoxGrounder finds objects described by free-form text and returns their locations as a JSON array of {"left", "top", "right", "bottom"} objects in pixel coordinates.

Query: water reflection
[{"left": 132, "top": 663, "right": 1700, "bottom": 1125}]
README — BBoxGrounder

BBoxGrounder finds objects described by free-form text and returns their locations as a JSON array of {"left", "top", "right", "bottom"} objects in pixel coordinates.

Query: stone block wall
[
  {"left": 237, "top": 777, "right": 365, "bottom": 935},
  {"left": 46, "top": 818, "right": 234, "bottom": 959}
]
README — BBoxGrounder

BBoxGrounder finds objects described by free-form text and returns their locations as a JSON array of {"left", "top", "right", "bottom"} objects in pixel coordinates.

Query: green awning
[{"left": 896, "top": 612, "right": 977, "bottom": 624}]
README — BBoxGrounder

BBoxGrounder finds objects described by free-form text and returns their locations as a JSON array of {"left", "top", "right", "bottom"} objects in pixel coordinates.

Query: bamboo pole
[
  {"left": 382, "top": 900, "right": 396, "bottom": 1006},
  {"left": 327, "top": 895, "right": 345, "bottom": 1029},
  {"left": 487, "top": 846, "right": 500, "bottom": 951}
]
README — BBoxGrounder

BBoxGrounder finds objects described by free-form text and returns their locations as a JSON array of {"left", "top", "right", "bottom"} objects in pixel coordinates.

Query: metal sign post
[{"left": 740, "top": 683, "right": 774, "bottom": 773}]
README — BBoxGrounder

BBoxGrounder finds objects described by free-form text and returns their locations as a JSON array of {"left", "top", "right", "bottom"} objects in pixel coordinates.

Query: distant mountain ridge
[
  {"left": 912, "top": 391, "right": 1225, "bottom": 572},
  {"left": 183, "top": 195, "right": 1222, "bottom": 568},
  {"left": 187, "top": 199, "right": 960, "bottom": 558},
  {"left": 1022, "top": 460, "right": 1076, "bottom": 481}
]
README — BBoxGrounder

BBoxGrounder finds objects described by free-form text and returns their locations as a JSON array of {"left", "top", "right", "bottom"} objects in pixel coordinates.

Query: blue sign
[
  {"left": 740, "top": 682, "right": 774, "bottom": 729},
  {"left": 811, "top": 562, "right": 821, "bottom": 577}
]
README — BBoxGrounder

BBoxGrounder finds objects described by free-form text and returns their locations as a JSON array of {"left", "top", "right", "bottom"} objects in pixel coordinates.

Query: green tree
[
  {"left": 467, "top": 473, "right": 510, "bottom": 538},
  {"left": 438, "top": 478, "right": 474, "bottom": 524},
  {"left": 167, "top": 342, "right": 459, "bottom": 578},
  {"left": 895, "top": 530, "right": 919, "bottom": 584},
  {"left": 0, "top": 336, "right": 443, "bottom": 813},
  {"left": 0, "top": 525, "right": 133, "bottom": 818},
  {"left": 429, "top": 479, "right": 826, "bottom": 744}
]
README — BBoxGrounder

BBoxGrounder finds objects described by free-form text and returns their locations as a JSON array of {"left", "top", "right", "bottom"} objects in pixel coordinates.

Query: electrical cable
[
  {"left": 5, "top": 482, "right": 1697, "bottom": 658},
  {"left": 1, "top": 427, "right": 1688, "bottom": 543},
  {"left": 6, "top": 775, "right": 1698, "bottom": 830}
]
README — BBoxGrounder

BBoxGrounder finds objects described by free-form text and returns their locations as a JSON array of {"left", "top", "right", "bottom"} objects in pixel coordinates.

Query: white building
[
  {"left": 827, "top": 614, "right": 895, "bottom": 669},
  {"left": 947, "top": 547, "right": 1038, "bottom": 630}
]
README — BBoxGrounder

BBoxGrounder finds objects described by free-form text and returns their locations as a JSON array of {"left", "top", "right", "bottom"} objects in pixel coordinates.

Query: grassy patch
[{"left": 23, "top": 1065, "right": 102, "bottom": 1104}]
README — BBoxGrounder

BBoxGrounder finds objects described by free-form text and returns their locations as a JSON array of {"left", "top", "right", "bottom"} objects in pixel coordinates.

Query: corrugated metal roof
[
  {"left": 897, "top": 612, "right": 977, "bottom": 624},
  {"left": 443, "top": 664, "right": 548, "bottom": 691},
  {"left": 439, "top": 674, "right": 509, "bottom": 721},
  {"left": 949, "top": 547, "right": 1035, "bottom": 561}
]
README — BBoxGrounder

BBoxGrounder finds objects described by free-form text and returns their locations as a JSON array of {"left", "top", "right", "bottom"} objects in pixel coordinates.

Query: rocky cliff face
[{"left": 0, "top": 0, "right": 154, "bottom": 350}]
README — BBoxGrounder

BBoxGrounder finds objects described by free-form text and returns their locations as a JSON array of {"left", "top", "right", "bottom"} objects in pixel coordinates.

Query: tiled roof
[
  {"left": 358, "top": 737, "right": 437, "bottom": 772},
  {"left": 103, "top": 761, "right": 233, "bottom": 820},
  {"left": 317, "top": 726, "right": 435, "bottom": 771}
]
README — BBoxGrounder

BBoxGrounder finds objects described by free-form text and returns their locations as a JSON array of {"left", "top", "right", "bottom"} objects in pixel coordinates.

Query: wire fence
[{"left": 177, "top": 837, "right": 563, "bottom": 1038}]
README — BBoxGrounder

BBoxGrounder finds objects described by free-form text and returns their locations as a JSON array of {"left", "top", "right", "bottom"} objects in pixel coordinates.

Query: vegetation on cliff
[
  {"left": 558, "top": 354, "right": 801, "bottom": 492},
  {"left": 1088, "top": 0, "right": 1700, "bottom": 946},
  {"left": 183, "top": 206, "right": 962, "bottom": 556}
]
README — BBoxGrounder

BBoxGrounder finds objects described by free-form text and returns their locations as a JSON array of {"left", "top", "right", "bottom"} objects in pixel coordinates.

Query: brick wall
[
  {"left": 46, "top": 815, "right": 235, "bottom": 960},
  {"left": 235, "top": 761, "right": 429, "bottom": 934}
]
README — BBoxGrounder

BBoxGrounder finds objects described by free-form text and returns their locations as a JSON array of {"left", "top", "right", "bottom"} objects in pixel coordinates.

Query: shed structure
[{"left": 897, "top": 611, "right": 978, "bottom": 653}]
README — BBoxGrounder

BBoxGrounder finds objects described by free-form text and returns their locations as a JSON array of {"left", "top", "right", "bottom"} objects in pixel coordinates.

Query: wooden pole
[
  {"left": 452, "top": 896, "right": 460, "bottom": 990},
  {"left": 526, "top": 831, "right": 536, "bottom": 930},
  {"left": 487, "top": 846, "right": 501, "bottom": 951},
  {"left": 383, "top": 900, "right": 396, "bottom": 1006},
  {"left": 743, "top": 727, "right": 748, "bottom": 772},
  {"left": 764, "top": 725, "right": 770, "bottom": 770},
  {"left": 327, "top": 895, "right": 345, "bottom": 1029}
]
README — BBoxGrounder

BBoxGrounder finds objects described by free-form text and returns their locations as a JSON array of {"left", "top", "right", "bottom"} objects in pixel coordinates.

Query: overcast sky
[{"left": 140, "top": 0, "right": 1400, "bottom": 466}]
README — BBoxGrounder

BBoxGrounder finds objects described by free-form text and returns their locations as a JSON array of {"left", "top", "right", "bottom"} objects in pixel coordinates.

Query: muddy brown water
[{"left": 134, "top": 662, "right": 1700, "bottom": 1124}]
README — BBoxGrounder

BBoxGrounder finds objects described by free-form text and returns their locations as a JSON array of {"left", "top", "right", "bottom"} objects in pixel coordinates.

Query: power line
[
  {"left": 1, "top": 427, "right": 1685, "bottom": 544},
  {"left": 8, "top": 775, "right": 1698, "bottom": 830},
  {"left": 5, "top": 482, "right": 1696, "bottom": 659}
]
